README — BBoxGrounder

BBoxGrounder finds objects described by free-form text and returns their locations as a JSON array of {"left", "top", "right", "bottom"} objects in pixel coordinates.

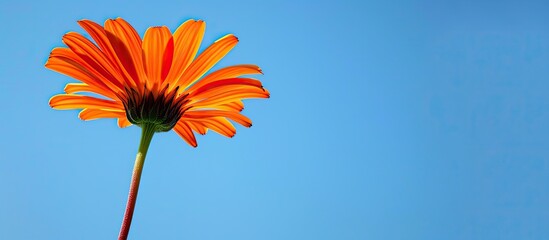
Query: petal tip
[
  {"left": 216, "top": 34, "right": 238, "bottom": 43},
  {"left": 48, "top": 95, "right": 59, "bottom": 108}
]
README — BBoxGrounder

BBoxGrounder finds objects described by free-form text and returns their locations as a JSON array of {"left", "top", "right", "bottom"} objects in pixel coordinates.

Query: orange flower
[{"left": 46, "top": 18, "right": 269, "bottom": 147}]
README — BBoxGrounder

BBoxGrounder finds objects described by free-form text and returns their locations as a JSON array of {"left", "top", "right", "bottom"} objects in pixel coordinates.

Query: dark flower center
[{"left": 119, "top": 86, "right": 190, "bottom": 132}]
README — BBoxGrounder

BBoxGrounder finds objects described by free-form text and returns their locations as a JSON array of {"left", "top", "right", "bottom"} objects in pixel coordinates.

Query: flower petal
[
  {"left": 192, "top": 117, "right": 236, "bottom": 138},
  {"left": 174, "top": 121, "right": 198, "bottom": 147},
  {"left": 184, "top": 110, "right": 252, "bottom": 127},
  {"left": 78, "top": 20, "right": 119, "bottom": 65},
  {"left": 79, "top": 108, "right": 125, "bottom": 120},
  {"left": 190, "top": 87, "right": 270, "bottom": 107},
  {"left": 62, "top": 32, "right": 125, "bottom": 89},
  {"left": 142, "top": 26, "right": 173, "bottom": 84},
  {"left": 218, "top": 100, "right": 244, "bottom": 112},
  {"left": 64, "top": 83, "right": 88, "bottom": 94},
  {"left": 187, "top": 121, "right": 208, "bottom": 135},
  {"left": 188, "top": 78, "right": 264, "bottom": 98},
  {"left": 78, "top": 19, "right": 135, "bottom": 88},
  {"left": 187, "top": 64, "right": 262, "bottom": 93},
  {"left": 104, "top": 18, "right": 146, "bottom": 88},
  {"left": 118, "top": 117, "right": 132, "bottom": 128},
  {"left": 172, "top": 34, "right": 239, "bottom": 92},
  {"left": 164, "top": 20, "right": 205, "bottom": 85},
  {"left": 46, "top": 49, "right": 118, "bottom": 99},
  {"left": 50, "top": 94, "right": 123, "bottom": 110}
]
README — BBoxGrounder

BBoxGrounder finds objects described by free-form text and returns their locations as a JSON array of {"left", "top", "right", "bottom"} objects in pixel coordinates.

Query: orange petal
[
  {"left": 187, "top": 64, "right": 262, "bottom": 93},
  {"left": 104, "top": 18, "right": 146, "bottom": 88},
  {"left": 142, "top": 26, "right": 173, "bottom": 84},
  {"left": 78, "top": 20, "right": 120, "bottom": 66},
  {"left": 187, "top": 121, "right": 208, "bottom": 135},
  {"left": 62, "top": 32, "right": 125, "bottom": 89},
  {"left": 172, "top": 34, "right": 238, "bottom": 92},
  {"left": 46, "top": 49, "right": 118, "bottom": 99},
  {"left": 218, "top": 100, "right": 245, "bottom": 112},
  {"left": 188, "top": 78, "right": 264, "bottom": 98},
  {"left": 164, "top": 20, "right": 205, "bottom": 85},
  {"left": 78, "top": 19, "right": 135, "bottom": 88},
  {"left": 190, "top": 87, "right": 269, "bottom": 107},
  {"left": 173, "top": 121, "right": 198, "bottom": 147},
  {"left": 118, "top": 117, "right": 132, "bottom": 128},
  {"left": 184, "top": 110, "right": 252, "bottom": 127},
  {"left": 79, "top": 108, "right": 125, "bottom": 120},
  {"left": 64, "top": 83, "right": 95, "bottom": 94},
  {"left": 196, "top": 117, "right": 236, "bottom": 138},
  {"left": 77, "top": 108, "right": 131, "bottom": 128},
  {"left": 50, "top": 94, "right": 123, "bottom": 110}
]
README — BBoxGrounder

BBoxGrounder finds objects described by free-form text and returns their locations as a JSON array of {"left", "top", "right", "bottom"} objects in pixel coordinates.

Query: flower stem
[{"left": 118, "top": 123, "right": 156, "bottom": 240}]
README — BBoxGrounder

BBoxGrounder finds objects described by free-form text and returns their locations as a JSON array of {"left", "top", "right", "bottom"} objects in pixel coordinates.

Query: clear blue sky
[{"left": 1, "top": 0, "right": 549, "bottom": 239}]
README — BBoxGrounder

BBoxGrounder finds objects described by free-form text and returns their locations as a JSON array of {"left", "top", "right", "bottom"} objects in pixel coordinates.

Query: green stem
[{"left": 118, "top": 123, "right": 156, "bottom": 240}]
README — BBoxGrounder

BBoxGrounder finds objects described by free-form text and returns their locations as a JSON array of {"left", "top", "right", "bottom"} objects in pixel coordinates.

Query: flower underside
[{"left": 119, "top": 85, "right": 190, "bottom": 132}]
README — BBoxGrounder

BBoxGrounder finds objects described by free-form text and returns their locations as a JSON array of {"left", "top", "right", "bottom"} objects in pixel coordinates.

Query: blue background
[{"left": 1, "top": 0, "right": 549, "bottom": 239}]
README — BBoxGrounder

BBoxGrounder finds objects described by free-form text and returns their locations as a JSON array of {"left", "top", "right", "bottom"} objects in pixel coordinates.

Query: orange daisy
[
  {"left": 45, "top": 18, "right": 268, "bottom": 240},
  {"left": 46, "top": 17, "right": 269, "bottom": 147}
]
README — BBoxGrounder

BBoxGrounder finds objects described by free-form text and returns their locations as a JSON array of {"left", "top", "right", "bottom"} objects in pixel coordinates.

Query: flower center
[{"left": 119, "top": 86, "right": 190, "bottom": 132}]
